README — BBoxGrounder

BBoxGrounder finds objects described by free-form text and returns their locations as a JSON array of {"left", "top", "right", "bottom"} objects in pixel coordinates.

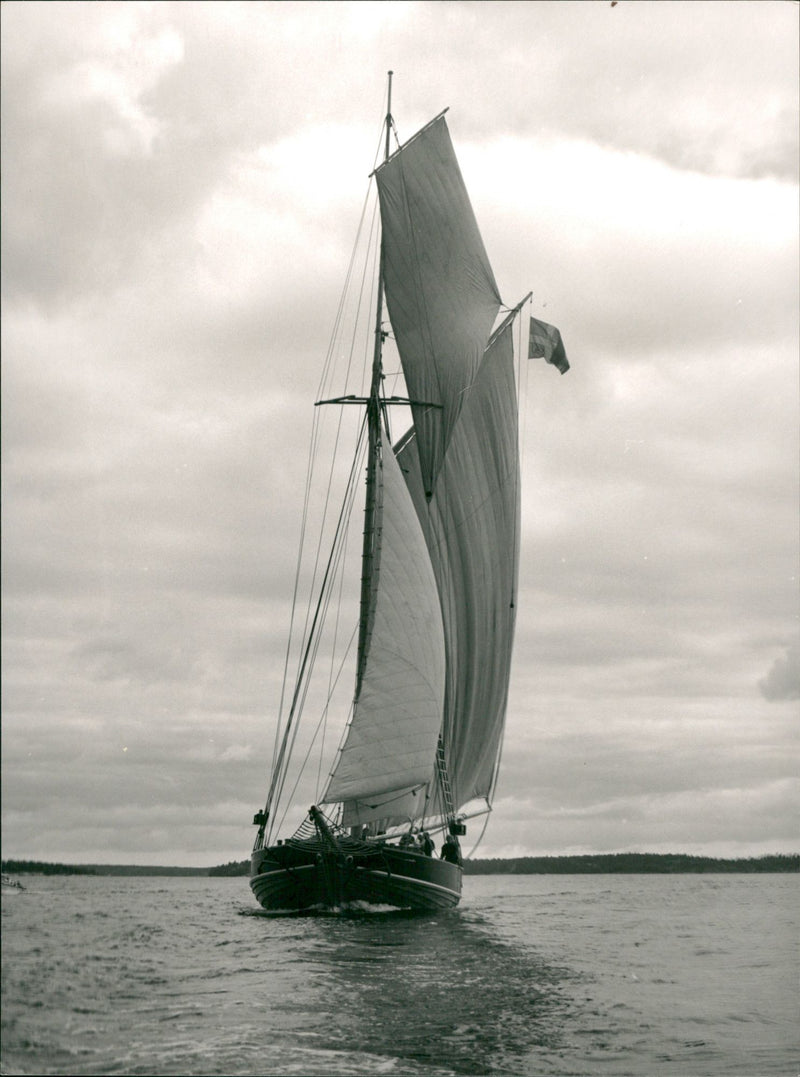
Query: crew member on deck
[{"left": 440, "top": 835, "right": 462, "bottom": 866}]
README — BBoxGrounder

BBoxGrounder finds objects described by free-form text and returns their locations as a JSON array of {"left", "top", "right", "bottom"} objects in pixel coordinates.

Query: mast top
[{"left": 385, "top": 72, "right": 394, "bottom": 162}]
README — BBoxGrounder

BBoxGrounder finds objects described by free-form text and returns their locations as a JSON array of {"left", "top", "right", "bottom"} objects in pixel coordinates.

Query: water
[{"left": 1, "top": 873, "right": 797, "bottom": 1076}]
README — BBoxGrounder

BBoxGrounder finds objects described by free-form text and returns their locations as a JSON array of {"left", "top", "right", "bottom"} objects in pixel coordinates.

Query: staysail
[{"left": 322, "top": 431, "right": 446, "bottom": 810}]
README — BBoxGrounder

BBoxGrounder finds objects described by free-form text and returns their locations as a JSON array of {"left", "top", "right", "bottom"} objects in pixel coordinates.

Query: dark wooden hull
[{"left": 250, "top": 840, "right": 462, "bottom": 911}]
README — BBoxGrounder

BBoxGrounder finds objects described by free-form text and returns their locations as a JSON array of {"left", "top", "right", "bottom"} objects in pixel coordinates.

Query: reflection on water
[{"left": 243, "top": 901, "right": 575, "bottom": 1075}]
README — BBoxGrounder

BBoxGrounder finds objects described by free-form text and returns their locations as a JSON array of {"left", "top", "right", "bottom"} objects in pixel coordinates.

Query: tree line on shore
[
  {"left": 463, "top": 852, "right": 799, "bottom": 874},
  {"left": 1, "top": 860, "right": 207, "bottom": 876},
  {"left": 4, "top": 853, "right": 797, "bottom": 876}
]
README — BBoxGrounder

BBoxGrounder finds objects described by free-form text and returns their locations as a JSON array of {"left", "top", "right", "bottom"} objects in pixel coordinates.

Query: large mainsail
[{"left": 396, "top": 317, "right": 520, "bottom": 810}]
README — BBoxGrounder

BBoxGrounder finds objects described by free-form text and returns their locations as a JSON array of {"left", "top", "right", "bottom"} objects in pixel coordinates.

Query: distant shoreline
[{"left": 3, "top": 853, "right": 798, "bottom": 877}]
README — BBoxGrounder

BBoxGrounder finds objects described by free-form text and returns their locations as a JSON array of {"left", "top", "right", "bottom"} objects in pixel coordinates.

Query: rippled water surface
[{"left": 1, "top": 873, "right": 797, "bottom": 1075}]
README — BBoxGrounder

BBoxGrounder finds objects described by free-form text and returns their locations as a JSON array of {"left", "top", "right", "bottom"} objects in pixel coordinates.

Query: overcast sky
[{"left": 2, "top": 0, "right": 798, "bottom": 866}]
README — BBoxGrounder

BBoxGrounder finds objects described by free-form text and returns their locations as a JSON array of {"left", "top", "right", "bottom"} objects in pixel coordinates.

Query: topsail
[{"left": 375, "top": 116, "right": 502, "bottom": 499}]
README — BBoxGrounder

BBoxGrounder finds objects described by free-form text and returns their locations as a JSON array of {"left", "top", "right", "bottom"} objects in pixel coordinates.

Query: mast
[{"left": 355, "top": 71, "right": 393, "bottom": 696}]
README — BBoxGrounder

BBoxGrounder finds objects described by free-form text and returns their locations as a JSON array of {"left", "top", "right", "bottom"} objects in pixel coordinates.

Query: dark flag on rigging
[{"left": 528, "top": 316, "right": 569, "bottom": 374}]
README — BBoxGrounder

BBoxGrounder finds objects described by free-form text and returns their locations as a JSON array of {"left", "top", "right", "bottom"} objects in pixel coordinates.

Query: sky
[{"left": 2, "top": 0, "right": 798, "bottom": 867}]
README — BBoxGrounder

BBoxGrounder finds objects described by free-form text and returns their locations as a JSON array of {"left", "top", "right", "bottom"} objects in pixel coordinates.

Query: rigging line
[
  {"left": 304, "top": 201, "right": 375, "bottom": 596},
  {"left": 318, "top": 537, "right": 381, "bottom": 794},
  {"left": 271, "top": 590, "right": 352, "bottom": 840},
  {"left": 518, "top": 295, "right": 532, "bottom": 515},
  {"left": 314, "top": 414, "right": 363, "bottom": 800},
  {"left": 271, "top": 401, "right": 338, "bottom": 781},
  {"left": 273, "top": 85, "right": 391, "bottom": 836},
  {"left": 267, "top": 416, "right": 367, "bottom": 824},
  {"left": 315, "top": 173, "right": 375, "bottom": 401},
  {"left": 364, "top": 200, "right": 382, "bottom": 392},
  {"left": 272, "top": 488, "right": 359, "bottom": 837},
  {"left": 271, "top": 400, "right": 324, "bottom": 766},
  {"left": 269, "top": 180, "right": 377, "bottom": 782},
  {"left": 463, "top": 803, "right": 492, "bottom": 860},
  {"left": 299, "top": 191, "right": 381, "bottom": 683},
  {"left": 288, "top": 196, "right": 378, "bottom": 728},
  {"left": 321, "top": 502, "right": 371, "bottom": 779},
  {"left": 301, "top": 376, "right": 360, "bottom": 660},
  {"left": 352, "top": 194, "right": 381, "bottom": 400},
  {"left": 511, "top": 309, "right": 523, "bottom": 611},
  {"left": 305, "top": 171, "right": 381, "bottom": 541},
  {"left": 265, "top": 417, "right": 368, "bottom": 835},
  {"left": 268, "top": 415, "right": 367, "bottom": 821},
  {"left": 324, "top": 180, "right": 379, "bottom": 402},
  {"left": 270, "top": 411, "right": 318, "bottom": 779},
  {"left": 305, "top": 192, "right": 378, "bottom": 802},
  {"left": 370, "top": 75, "right": 396, "bottom": 175},
  {"left": 373, "top": 108, "right": 451, "bottom": 177},
  {"left": 389, "top": 114, "right": 401, "bottom": 154},
  {"left": 487, "top": 726, "right": 506, "bottom": 810},
  {"left": 315, "top": 615, "right": 359, "bottom": 801},
  {"left": 278, "top": 623, "right": 359, "bottom": 838}
]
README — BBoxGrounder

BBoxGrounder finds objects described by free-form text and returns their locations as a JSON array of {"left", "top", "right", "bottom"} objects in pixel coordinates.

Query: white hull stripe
[{"left": 361, "top": 867, "right": 459, "bottom": 897}]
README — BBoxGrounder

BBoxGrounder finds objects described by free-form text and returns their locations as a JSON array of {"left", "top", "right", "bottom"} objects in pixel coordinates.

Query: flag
[{"left": 528, "top": 316, "right": 569, "bottom": 374}]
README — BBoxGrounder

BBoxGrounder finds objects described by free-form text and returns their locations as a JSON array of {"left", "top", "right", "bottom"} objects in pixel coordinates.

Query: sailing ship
[{"left": 250, "top": 75, "right": 568, "bottom": 912}]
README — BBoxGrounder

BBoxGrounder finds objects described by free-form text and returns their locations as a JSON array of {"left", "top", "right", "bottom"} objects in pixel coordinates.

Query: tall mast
[
  {"left": 355, "top": 72, "right": 393, "bottom": 696},
  {"left": 370, "top": 69, "right": 392, "bottom": 400}
]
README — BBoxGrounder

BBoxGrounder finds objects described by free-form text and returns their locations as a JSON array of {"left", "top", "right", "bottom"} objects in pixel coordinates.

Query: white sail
[
  {"left": 397, "top": 320, "right": 520, "bottom": 809},
  {"left": 376, "top": 115, "right": 520, "bottom": 812},
  {"left": 322, "top": 434, "right": 446, "bottom": 807},
  {"left": 250, "top": 89, "right": 566, "bottom": 915},
  {"left": 375, "top": 115, "right": 502, "bottom": 499}
]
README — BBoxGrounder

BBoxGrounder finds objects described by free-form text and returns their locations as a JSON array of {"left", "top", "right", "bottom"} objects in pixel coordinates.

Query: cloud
[
  {"left": 759, "top": 643, "right": 800, "bottom": 702},
  {"left": 1, "top": 0, "right": 797, "bottom": 865},
  {"left": 5, "top": 0, "right": 797, "bottom": 310}
]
